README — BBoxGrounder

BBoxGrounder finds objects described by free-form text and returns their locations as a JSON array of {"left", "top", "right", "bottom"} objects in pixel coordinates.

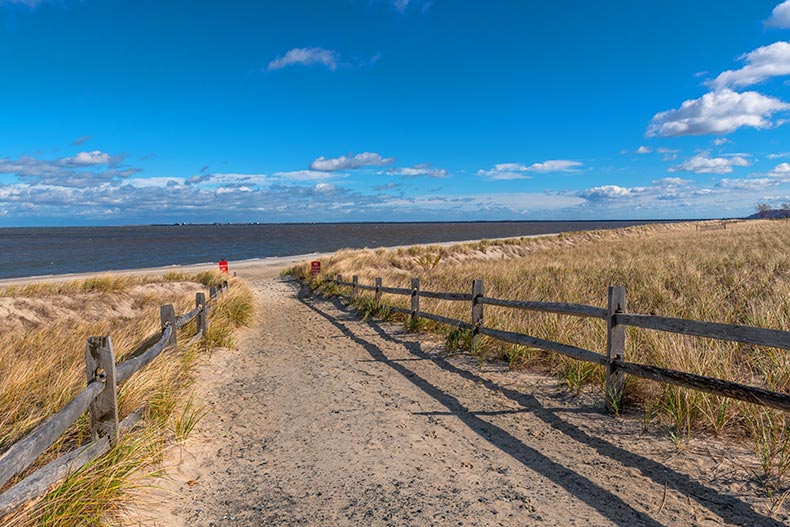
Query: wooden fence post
[
  {"left": 195, "top": 292, "right": 207, "bottom": 337},
  {"left": 85, "top": 336, "right": 119, "bottom": 445},
  {"left": 605, "top": 286, "right": 627, "bottom": 414},
  {"left": 375, "top": 277, "right": 382, "bottom": 304},
  {"left": 472, "top": 279, "right": 484, "bottom": 338},
  {"left": 160, "top": 304, "right": 177, "bottom": 348},
  {"left": 352, "top": 275, "right": 359, "bottom": 299},
  {"left": 410, "top": 277, "right": 420, "bottom": 322},
  {"left": 222, "top": 280, "right": 229, "bottom": 291},
  {"left": 336, "top": 274, "right": 342, "bottom": 285},
  {"left": 210, "top": 285, "right": 217, "bottom": 299}
]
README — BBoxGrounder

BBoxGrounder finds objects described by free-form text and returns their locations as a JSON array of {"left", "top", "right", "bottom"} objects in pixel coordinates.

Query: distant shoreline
[
  {"left": 0, "top": 219, "right": 693, "bottom": 282},
  {"left": 0, "top": 232, "right": 562, "bottom": 286},
  {"left": 0, "top": 218, "right": 708, "bottom": 229}
]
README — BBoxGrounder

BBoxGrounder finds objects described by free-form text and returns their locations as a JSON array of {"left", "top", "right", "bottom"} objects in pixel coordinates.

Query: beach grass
[
  {"left": 0, "top": 271, "right": 253, "bottom": 526},
  {"left": 292, "top": 218, "right": 790, "bottom": 497}
]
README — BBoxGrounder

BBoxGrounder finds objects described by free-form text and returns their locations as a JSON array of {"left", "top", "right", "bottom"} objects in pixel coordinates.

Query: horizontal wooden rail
[
  {"left": 0, "top": 381, "right": 104, "bottom": 489},
  {"left": 380, "top": 286, "right": 412, "bottom": 296},
  {"left": 328, "top": 273, "right": 790, "bottom": 418},
  {"left": 418, "top": 290, "right": 473, "bottom": 301},
  {"left": 480, "top": 297, "right": 607, "bottom": 319},
  {"left": 615, "top": 313, "right": 790, "bottom": 350},
  {"left": 175, "top": 306, "right": 202, "bottom": 329},
  {"left": 115, "top": 325, "right": 175, "bottom": 384},
  {"left": 416, "top": 310, "right": 474, "bottom": 330},
  {"left": 0, "top": 409, "right": 143, "bottom": 515},
  {"left": 614, "top": 361, "right": 790, "bottom": 413},
  {"left": 478, "top": 326, "right": 608, "bottom": 366},
  {"left": 0, "top": 281, "right": 230, "bottom": 514}
]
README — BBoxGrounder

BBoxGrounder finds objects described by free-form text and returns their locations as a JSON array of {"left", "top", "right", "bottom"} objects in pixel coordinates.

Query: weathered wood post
[
  {"left": 336, "top": 274, "right": 342, "bottom": 285},
  {"left": 160, "top": 304, "right": 177, "bottom": 349},
  {"left": 375, "top": 277, "right": 382, "bottom": 304},
  {"left": 210, "top": 285, "right": 217, "bottom": 299},
  {"left": 472, "top": 279, "right": 485, "bottom": 343},
  {"left": 195, "top": 292, "right": 207, "bottom": 337},
  {"left": 222, "top": 280, "right": 229, "bottom": 292},
  {"left": 410, "top": 278, "right": 420, "bottom": 324},
  {"left": 352, "top": 275, "right": 359, "bottom": 299},
  {"left": 85, "top": 336, "right": 119, "bottom": 445},
  {"left": 605, "top": 286, "right": 627, "bottom": 414}
]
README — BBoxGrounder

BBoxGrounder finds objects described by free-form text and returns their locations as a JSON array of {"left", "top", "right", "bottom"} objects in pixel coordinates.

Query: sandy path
[{"left": 127, "top": 277, "right": 787, "bottom": 527}]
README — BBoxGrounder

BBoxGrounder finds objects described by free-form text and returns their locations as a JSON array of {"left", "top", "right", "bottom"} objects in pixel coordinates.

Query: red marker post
[
  {"left": 310, "top": 261, "right": 321, "bottom": 276},
  {"left": 219, "top": 260, "right": 229, "bottom": 273}
]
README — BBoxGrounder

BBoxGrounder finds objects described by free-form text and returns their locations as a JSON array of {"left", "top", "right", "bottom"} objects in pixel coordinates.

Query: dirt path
[{"left": 126, "top": 277, "right": 787, "bottom": 526}]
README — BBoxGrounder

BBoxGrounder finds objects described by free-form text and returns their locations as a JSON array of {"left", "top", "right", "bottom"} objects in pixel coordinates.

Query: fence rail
[
  {"left": 329, "top": 273, "right": 790, "bottom": 415},
  {"left": 0, "top": 280, "right": 230, "bottom": 516}
]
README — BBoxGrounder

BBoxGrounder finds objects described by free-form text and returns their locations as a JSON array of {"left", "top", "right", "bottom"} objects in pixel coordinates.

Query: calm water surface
[{"left": 0, "top": 221, "right": 671, "bottom": 279}]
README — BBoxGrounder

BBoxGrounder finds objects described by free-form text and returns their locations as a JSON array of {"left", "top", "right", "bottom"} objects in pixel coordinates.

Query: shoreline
[{"left": 0, "top": 233, "right": 560, "bottom": 286}]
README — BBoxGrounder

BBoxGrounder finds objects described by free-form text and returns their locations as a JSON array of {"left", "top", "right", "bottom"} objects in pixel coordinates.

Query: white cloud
[
  {"left": 712, "top": 137, "right": 732, "bottom": 146},
  {"left": 267, "top": 47, "right": 339, "bottom": 72},
  {"left": 647, "top": 89, "right": 790, "bottom": 137},
  {"left": 126, "top": 177, "right": 185, "bottom": 188},
  {"left": 766, "top": 1, "right": 790, "bottom": 28},
  {"left": 384, "top": 163, "right": 446, "bottom": 178},
  {"left": 669, "top": 153, "right": 751, "bottom": 174},
  {"left": 636, "top": 146, "right": 652, "bottom": 154},
  {"left": 309, "top": 152, "right": 394, "bottom": 171},
  {"left": 60, "top": 150, "right": 112, "bottom": 166},
  {"left": 273, "top": 170, "right": 336, "bottom": 181},
  {"left": 477, "top": 160, "right": 583, "bottom": 180},
  {"left": 769, "top": 162, "right": 790, "bottom": 176},
  {"left": 711, "top": 42, "right": 790, "bottom": 89},
  {"left": 314, "top": 182, "right": 336, "bottom": 193},
  {"left": 578, "top": 185, "right": 637, "bottom": 201}
]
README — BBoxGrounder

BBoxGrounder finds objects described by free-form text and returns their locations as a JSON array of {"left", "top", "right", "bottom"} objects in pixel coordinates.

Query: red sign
[
  {"left": 310, "top": 261, "right": 321, "bottom": 275},
  {"left": 219, "top": 260, "right": 229, "bottom": 273}
]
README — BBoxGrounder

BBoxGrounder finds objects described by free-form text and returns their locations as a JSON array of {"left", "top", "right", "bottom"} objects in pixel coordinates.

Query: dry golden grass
[
  {"left": 0, "top": 271, "right": 254, "bottom": 526},
  {"left": 293, "top": 219, "right": 790, "bottom": 497}
]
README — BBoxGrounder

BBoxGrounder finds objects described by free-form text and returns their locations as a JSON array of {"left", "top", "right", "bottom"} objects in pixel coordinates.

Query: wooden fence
[
  {"left": 331, "top": 274, "right": 790, "bottom": 415},
  {"left": 0, "top": 280, "right": 230, "bottom": 516}
]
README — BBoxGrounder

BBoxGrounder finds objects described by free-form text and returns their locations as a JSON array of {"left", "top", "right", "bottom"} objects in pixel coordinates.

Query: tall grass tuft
[{"left": 0, "top": 274, "right": 254, "bottom": 525}]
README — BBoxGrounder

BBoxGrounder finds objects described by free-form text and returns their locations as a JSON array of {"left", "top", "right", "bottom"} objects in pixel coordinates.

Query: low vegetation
[
  {"left": 292, "top": 219, "right": 790, "bottom": 501},
  {"left": 0, "top": 271, "right": 254, "bottom": 526}
]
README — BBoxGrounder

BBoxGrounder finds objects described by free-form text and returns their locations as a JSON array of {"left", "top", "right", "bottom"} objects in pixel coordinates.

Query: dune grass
[
  {"left": 0, "top": 271, "right": 253, "bottom": 526},
  {"left": 292, "top": 219, "right": 790, "bottom": 499}
]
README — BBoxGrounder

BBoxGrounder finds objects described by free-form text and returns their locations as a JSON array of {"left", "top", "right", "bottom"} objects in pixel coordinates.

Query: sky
[{"left": 3, "top": 1, "right": 790, "bottom": 225}]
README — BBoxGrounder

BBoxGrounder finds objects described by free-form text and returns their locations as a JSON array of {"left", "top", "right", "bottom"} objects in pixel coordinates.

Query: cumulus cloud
[
  {"left": 711, "top": 41, "right": 790, "bottom": 89},
  {"left": 647, "top": 89, "right": 790, "bottom": 137},
  {"left": 576, "top": 177, "right": 710, "bottom": 208},
  {"left": 60, "top": 150, "right": 113, "bottom": 166},
  {"left": 478, "top": 160, "right": 583, "bottom": 180},
  {"left": 309, "top": 152, "right": 394, "bottom": 171},
  {"left": 669, "top": 153, "right": 751, "bottom": 174},
  {"left": 766, "top": 1, "right": 790, "bottom": 28},
  {"left": 769, "top": 162, "right": 790, "bottom": 176},
  {"left": 384, "top": 163, "right": 446, "bottom": 178},
  {"left": 267, "top": 47, "right": 339, "bottom": 72},
  {"left": 636, "top": 146, "right": 652, "bottom": 154}
]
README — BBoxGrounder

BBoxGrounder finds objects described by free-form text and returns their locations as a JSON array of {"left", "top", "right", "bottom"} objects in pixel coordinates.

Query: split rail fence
[
  {"left": 0, "top": 280, "right": 230, "bottom": 516},
  {"left": 331, "top": 274, "right": 790, "bottom": 415}
]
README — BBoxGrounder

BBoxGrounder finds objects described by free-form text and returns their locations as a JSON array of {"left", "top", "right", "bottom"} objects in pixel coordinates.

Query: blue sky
[{"left": 3, "top": 0, "right": 790, "bottom": 225}]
